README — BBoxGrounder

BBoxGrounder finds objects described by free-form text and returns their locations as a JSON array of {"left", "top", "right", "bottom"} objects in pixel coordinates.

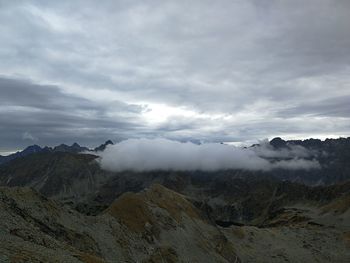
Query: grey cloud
[
  {"left": 0, "top": 77, "right": 145, "bottom": 149},
  {"left": 277, "top": 95, "right": 350, "bottom": 118},
  {"left": 22, "top": 132, "right": 37, "bottom": 141},
  {"left": 2, "top": 1, "right": 350, "bottom": 108},
  {"left": 0, "top": 0, "right": 350, "bottom": 150},
  {"left": 98, "top": 138, "right": 320, "bottom": 172}
]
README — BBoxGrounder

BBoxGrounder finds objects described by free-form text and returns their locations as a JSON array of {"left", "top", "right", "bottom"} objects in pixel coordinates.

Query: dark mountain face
[
  {"left": 94, "top": 140, "right": 114, "bottom": 152},
  {"left": 52, "top": 143, "right": 89, "bottom": 153},
  {"left": 0, "top": 142, "right": 90, "bottom": 165},
  {"left": 0, "top": 152, "right": 111, "bottom": 203},
  {"left": 0, "top": 141, "right": 116, "bottom": 166},
  {"left": 0, "top": 145, "right": 43, "bottom": 165},
  {"left": 269, "top": 137, "right": 287, "bottom": 148},
  {"left": 269, "top": 137, "right": 350, "bottom": 184}
]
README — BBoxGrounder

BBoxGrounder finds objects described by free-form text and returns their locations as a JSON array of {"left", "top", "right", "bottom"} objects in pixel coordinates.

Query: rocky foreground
[{"left": 0, "top": 183, "right": 349, "bottom": 263}]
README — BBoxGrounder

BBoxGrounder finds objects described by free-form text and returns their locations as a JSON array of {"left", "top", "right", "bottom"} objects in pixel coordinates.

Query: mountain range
[
  {"left": 0, "top": 138, "right": 349, "bottom": 262},
  {"left": 0, "top": 140, "right": 114, "bottom": 165}
]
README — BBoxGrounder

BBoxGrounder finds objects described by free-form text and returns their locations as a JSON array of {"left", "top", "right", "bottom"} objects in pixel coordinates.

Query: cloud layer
[
  {"left": 1, "top": 1, "right": 350, "bottom": 152},
  {"left": 98, "top": 139, "right": 320, "bottom": 172}
]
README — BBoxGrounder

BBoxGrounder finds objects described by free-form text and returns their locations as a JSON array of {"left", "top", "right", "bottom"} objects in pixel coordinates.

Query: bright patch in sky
[{"left": 141, "top": 103, "right": 197, "bottom": 123}]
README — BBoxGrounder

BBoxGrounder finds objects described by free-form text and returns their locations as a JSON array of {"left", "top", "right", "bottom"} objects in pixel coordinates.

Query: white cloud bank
[
  {"left": 98, "top": 138, "right": 320, "bottom": 172},
  {"left": 251, "top": 139, "right": 314, "bottom": 159}
]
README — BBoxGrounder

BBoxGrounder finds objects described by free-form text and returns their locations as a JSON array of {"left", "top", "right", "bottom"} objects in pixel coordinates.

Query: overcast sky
[{"left": 1, "top": 0, "right": 350, "bottom": 153}]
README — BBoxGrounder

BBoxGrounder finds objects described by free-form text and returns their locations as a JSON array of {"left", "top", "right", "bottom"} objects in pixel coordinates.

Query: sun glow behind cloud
[
  {"left": 140, "top": 103, "right": 230, "bottom": 124},
  {"left": 141, "top": 103, "right": 196, "bottom": 123}
]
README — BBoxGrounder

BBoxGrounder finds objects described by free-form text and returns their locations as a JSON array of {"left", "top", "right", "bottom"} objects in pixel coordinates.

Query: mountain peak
[
  {"left": 94, "top": 140, "right": 114, "bottom": 152},
  {"left": 270, "top": 137, "right": 287, "bottom": 148},
  {"left": 105, "top": 140, "right": 114, "bottom": 145},
  {"left": 53, "top": 143, "right": 88, "bottom": 153},
  {"left": 23, "top": 144, "right": 42, "bottom": 152}
]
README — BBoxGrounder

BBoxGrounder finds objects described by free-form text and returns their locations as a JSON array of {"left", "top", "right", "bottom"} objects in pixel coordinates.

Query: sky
[{"left": 1, "top": 0, "right": 350, "bottom": 153}]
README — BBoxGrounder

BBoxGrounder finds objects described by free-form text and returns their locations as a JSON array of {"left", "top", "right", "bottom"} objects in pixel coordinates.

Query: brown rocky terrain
[
  {"left": 0, "top": 184, "right": 240, "bottom": 262},
  {"left": 0, "top": 182, "right": 349, "bottom": 262}
]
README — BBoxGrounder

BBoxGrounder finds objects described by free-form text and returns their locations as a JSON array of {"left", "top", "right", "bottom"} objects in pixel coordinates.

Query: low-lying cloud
[
  {"left": 98, "top": 138, "right": 320, "bottom": 172},
  {"left": 251, "top": 139, "right": 315, "bottom": 159}
]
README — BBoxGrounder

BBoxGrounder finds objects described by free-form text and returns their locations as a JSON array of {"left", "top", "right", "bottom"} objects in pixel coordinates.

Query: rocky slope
[
  {"left": 0, "top": 183, "right": 349, "bottom": 262},
  {"left": 0, "top": 152, "right": 110, "bottom": 204},
  {"left": 0, "top": 184, "right": 240, "bottom": 262}
]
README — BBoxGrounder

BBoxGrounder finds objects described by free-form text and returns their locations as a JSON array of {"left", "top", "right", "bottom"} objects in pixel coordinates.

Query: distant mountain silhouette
[
  {"left": 0, "top": 140, "right": 117, "bottom": 165},
  {"left": 1, "top": 142, "right": 94, "bottom": 165}
]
